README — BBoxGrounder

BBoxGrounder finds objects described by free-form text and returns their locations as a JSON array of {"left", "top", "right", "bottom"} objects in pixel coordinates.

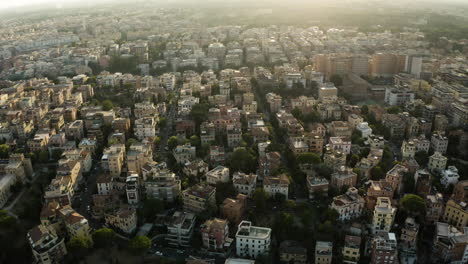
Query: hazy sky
[
  {"left": 1, "top": 0, "right": 467, "bottom": 10},
  {"left": 0, "top": 0, "right": 63, "bottom": 9}
]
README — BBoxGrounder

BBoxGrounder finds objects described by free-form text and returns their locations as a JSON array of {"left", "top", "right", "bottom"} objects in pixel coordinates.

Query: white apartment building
[
  {"left": 173, "top": 144, "right": 196, "bottom": 164},
  {"left": 134, "top": 117, "right": 156, "bottom": 141},
  {"left": 430, "top": 133, "right": 449, "bottom": 154},
  {"left": 356, "top": 122, "right": 372, "bottom": 139},
  {"left": 143, "top": 162, "right": 181, "bottom": 202},
  {"left": 160, "top": 73, "right": 176, "bottom": 91},
  {"left": 328, "top": 137, "right": 351, "bottom": 155},
  {"left": 205, "top": 166, "right": 230, "bottom": 185},
  {"left": 330, "top": 187, "right": 365, "bottom": 222},
  {"left": 236, "top": 221, "right": 271, "bottom": 259},
  {"left": 232, "top": 172, "right": 258, "bottom": 197},
  {"left": 441, "top": 166, "right": 460, "bottom": 188},
  {"left": 263, "top": 174, "right": 290, "bottom": 199}
]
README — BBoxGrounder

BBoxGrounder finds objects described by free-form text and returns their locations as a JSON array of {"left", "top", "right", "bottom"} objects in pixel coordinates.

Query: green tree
[
  {"left": 415, "top": 151, "right": 429, "bottom": 167},
  {"left": 215, "top": 182, "right": 237, "bottom": 205},
  {"left": 67, "top": 235, "right": 93, "bottom": 257},
  {"left": 102, "top": 100, "right": 114, "bottom": 111},
  {"left": 227, "top": 147, "right": 257, "bottom": 173},
  {"left": 387, "top": 106, "right": 401, "bottom": 114},
  {"left": 370, "top": 166, "right": 385, "bottom": 180},
  {"left": 349, "top": 154, "right": 360, "bottom": 167},
  {"left": 318, "top": 220, "right": 334, "bottom": 233},
  {"left": 400, "top": 194, "right": 426, "bottom": 215},
  {"left": 128, "top": 235, "right": 151, "bottom": 255},
  {"left": 253, "top": 188, "right": 268, "bottom": 212},
  {"left": 158, "top": 117, "right": 167, "bottom": 128},
  {"left": 330, "top": 74, "right": 343, "bottom": 87},
  {"left": 139, "top": 199, "right": 164, "bottom": 222},
  {"left": 189, "top": 103, "right": 211, "bottom": 128},
  {"left": 167, "top": 136, "right": 179, "bottom": 150},
  {"left": 93, "top": 228, "right": 116, "bottom": 248},
  {"left": 0, "top": 210, "right": 17, "bottom": 230},
  {"left": 361, "top": 105, "right": 369, "bottom": 115},
  {"left": 37, "top": 150, "right": 49, "bottom": 163},
  {"left": 297, "top": 152, "right": 321, "bottom": 165},
  {"left": 189, "top": 135, "right": 200, "bottom": 147},
  {"left": 51, "top": 149, "right": 63, "bottom": 161},
  {"left": 154, "top": 136, "right": 161, "bottom": 146},
  {"left": 0, "top": 144, "right": 10, "bottom": 159},
  {"left": 291, "top": 107, "right": 303, "bottom": 121}
]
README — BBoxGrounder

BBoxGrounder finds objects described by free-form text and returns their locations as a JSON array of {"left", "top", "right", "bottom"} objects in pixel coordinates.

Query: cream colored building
[
  {"left": 182, "top": 183, "right": 216, "bottom": 213},
  {"left": 27, "top": 224, "right": 67, "bottom": 264},
  {"left": 428, "top": 151, "right": 447, "bottom": 172},
  {"left": 343, "top": 235, "right": 361, "bottom": 264},
  {"left": 372, "top": 197, "right": 397, "bottom": 234},
  {"left": 127, "top": 143, "right": 153, "bottom": 175},
  {"left": 102, "top": 144, "right": 126, "bottom": 177},
  {"left": 443, "top": 199, "right": 468, "bottom": 231},
  {"left": 104, "top": 206, "right": 137, "bottom": 234}
]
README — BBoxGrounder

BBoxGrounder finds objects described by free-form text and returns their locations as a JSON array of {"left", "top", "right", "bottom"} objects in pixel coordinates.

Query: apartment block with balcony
[
  {"left": 233, "top": 172, "right": 257, "bottom": 197},
  {"left": 27, "top": 224, "right": 67, "bottom": 264},
  {"left": 201, "top": 218, "right": 231, "bottom": 252},
  {"left": 236, "top": 221, "right": 271, "bottom": 259},
  {"left": 315, "top": 241, "right": 333, "bottom": 264},
  {"left": 166, "top": 211, "right": 196, "bottom": 247},
  {"left": 205, "top": 166, "right": 230, "bottom": 185},
  {"left": 331, "top": 187, "right": 365, "bottom": 222},
  {"left": 182, "top": 183, "right": 216, "bottom": 213},
  {"left": 343, "top": 235, "right": 361, "bottom": 264},
  {"left": 372, "top": 197, "right": 397, "bottom": 234}
]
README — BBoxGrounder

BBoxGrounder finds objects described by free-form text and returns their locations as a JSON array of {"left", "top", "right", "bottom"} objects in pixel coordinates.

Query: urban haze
[{"left": 0, "top": 0, "right": 467, "bottom": 264}]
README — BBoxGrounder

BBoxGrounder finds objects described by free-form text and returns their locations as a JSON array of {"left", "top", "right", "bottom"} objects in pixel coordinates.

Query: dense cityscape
[{"left": 0, "top": 1, "right": 467, "bottom": 264}]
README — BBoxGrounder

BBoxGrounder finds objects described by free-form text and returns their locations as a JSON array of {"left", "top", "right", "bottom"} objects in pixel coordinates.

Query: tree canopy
[
  {"left": 128, "top": 235, "right": 151, "bottom": 255},
  {"left": 297, "top": 152, "right": 321, "bottom": 164},
  {"left": 400, "top": 194, "right": 426, "bottom": 215},
  {"left": 102, "top": 100, "right": 114, "bottom": 111},
  {"left": 93, "top": 228, "right": 116, "bottom": 248},
  {"left": 227, "top": 147, "right": 257, "bottom": 173}
]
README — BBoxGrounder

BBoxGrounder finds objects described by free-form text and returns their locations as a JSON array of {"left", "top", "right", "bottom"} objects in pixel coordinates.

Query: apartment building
[
  {"left": 104, "top": 206, "right": 137, "bottom": 234},
  {"left": 443, "top": 199, "right": 468, "bottom": 231},
  {"left": 315, "top": 241, "right": 333, "bottom": 264},
  {"left": 330, "top": 187, "right": 365, "bottom": 222},
  {"left": 221, "top": 194, "right": 247, "bottom": 225},
  {"left": 343, "top": 235, "right": 361, "bottom": 264},
  {"left": 263, "top": 174, "right": 290, "bottom": 199},
  {"left": 173, "top": 144, "right": 196, "bottom": 164},
  {"left": 101, "top": 144, "right": 125, "bottom": 177},
  {"left": 166, "top": 211, "right": 196, "bottom": 247},
  {"left": 371, "top": 232, "right": 398, "bottom": 264},
  {"left": 182, "top": 183, "right": 216, "bottom": 213},
  {"left": 126, "top": 143, "right": 153, "bottom": 175},
  {"left": 385, "top": 164, "right": 408, "bottom": 195},
  {"left": 134, "top": 117, "right": 156, "bottom": 141},
  {"left": 201, "top": 218, "right": 230, "bottom": 251},
  {"left": 430, "top": 132, "right": 449, "bottom": 154},
  {"left": 27, "top": 225, "right": 67, "bottom": 264},
  {"left": 328, "top": 137, "right": 351, "bottom": 155},
  {"left": 205, "top": 166, "right": 230, "bottom": 185},
  {"left": 372, "top": 197, "right": 397, "bottom": 234},
  {"left": 279, "top": 240, "right": 307, "bottom": 264},
  {"left": 331, "top": 166, "right": 357, "bottom": 189},
  {"left": 428, "top": 151, "right": 448, "bottom": 172},
  {"left": 236, "top": 221, "right": 271, "bottom": 259},
  {"left": 143, "top": 162, "right": 181, "bottom": 202},
  {"left": 233, "top": 172, "right": 258, "bottom": 197}
]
